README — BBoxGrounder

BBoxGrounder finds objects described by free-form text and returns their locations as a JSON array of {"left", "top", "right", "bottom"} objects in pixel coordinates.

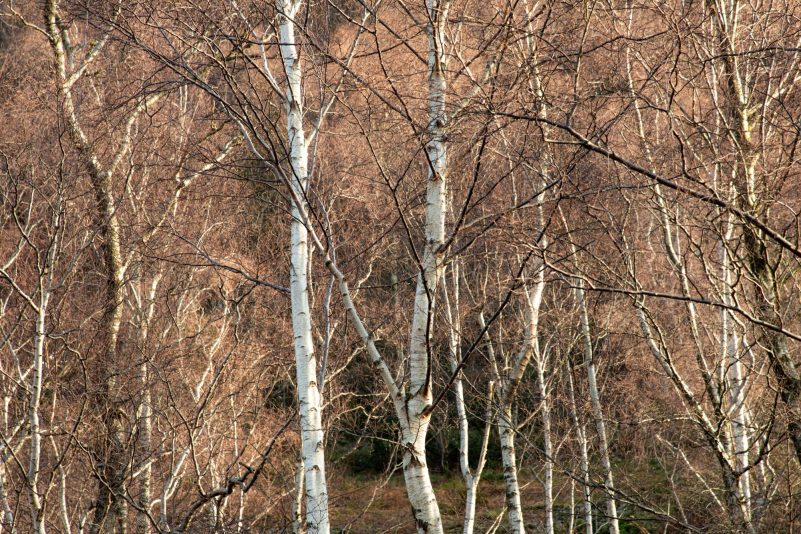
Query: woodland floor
[{"left": 327, "top": 471, "right": 591, "bottom": 533}]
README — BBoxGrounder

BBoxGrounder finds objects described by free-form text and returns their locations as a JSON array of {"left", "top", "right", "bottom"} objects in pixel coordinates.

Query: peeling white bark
[{"left": 397, "top": 1, "right": 453, "bottom": 532}]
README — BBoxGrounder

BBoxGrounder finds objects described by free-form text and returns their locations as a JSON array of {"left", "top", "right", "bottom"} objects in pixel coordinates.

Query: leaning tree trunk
[{"left": 45, "top": 5, "right": 129, "bottom": 531}]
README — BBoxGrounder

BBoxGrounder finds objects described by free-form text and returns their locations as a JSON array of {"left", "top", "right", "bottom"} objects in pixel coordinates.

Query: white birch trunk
[
  {"left": 534, "top": 356, "right": 554, "bottom": 534},
  {"left": 517, "top": 21, "right": 555, "bottom": 529},
  {"left": 448, "top": 290, "right": 474, "bottom": 534},
  {"left": 28, "top": 303, "right": 47, "bottom": 534},
  {"left": 443, "top": 268, "right": 491, "bottom": 534},
  {"left": 56, "top": 457, "right": 71, "bottom": 534},
  {"left": 454, "top": 373, "right": 493, "bottom": 534},
  {"left": 495, "top": 279, "right": 545, "bottom": 534},
  {"left": 575, "top": 280, "right": 619, "bottom": 534},
  {"left": 133, "top": 279, "right": 158, "bottom": 534},
  {"left": 137, "top": 384, "right": 152, "bottom": 534},
  {"left": 277, "top": 2, "right": 329, "bottom": 531},
  {"left": 499, "top": 405, "right": 525, "bottom": 534},
  {"left": 292, "top": 457, "right": 306, "bottom": 534},
  {"left": 721, "top": 225, "right": 752, "bottom": 519},
  {"left": 482, "top": 274, "right": 543, "bottom": 534},
  {"left": 234, "top": 415, "right": 245, "bottom": 533},
  {"left": 566, "top": 364, "right": 593, "bottom": 534},
  {"left": 0, "top": 460, "right": 13, "bottom": 533},
  {"left": 0, "top": 392, "right": 12, "bottom": 532},
  {"left": 568, "top": 480, "right": 575, "bottom": 534},
  {"left": 398, "top": 1, "right": 452, "bottom": 532},
  {"left": 496, "top": 264, "right": 553, "bottom": 534}
]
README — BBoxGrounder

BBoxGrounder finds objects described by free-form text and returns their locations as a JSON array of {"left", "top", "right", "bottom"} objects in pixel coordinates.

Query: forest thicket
[{"left": 2, "top": 0, "right": 801, "bottom": 532}]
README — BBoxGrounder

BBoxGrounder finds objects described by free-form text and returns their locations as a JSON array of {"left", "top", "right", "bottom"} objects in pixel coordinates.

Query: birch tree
[
  {"left": 276, "top": 0, "right": 330, "bottom": 528},
  {"left": 43, "top": 4, "right": 165, "bottom": 528},
  {"left": 0, "top": 161, "right": 73, "bottom": 534},
  {"left": 4, "top": 0, "right": 801, "bottom": 531}
]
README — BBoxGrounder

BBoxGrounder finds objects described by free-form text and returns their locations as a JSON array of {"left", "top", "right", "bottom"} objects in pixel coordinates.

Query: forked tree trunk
[{"left": 443, "top": 267, "right": 492, "bottom": 534}]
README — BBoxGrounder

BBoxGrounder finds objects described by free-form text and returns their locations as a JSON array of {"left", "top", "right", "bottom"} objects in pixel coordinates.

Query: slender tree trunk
[
  {"left": 234, "top": 417, "right": 245, "bottom": 534},
  {"left": 278, "top": 2, "right": 330, "bottom": 531},
  {"left": 443, "top": 267, "right": 492, "bottom": 534},
  {"left": 492, "top": 274, "right": 546, "bottom": 534},
  {"left": 455, "top": 377, "right": 493, "bottom": 534},
  {"left": 478, "top": 312, "right": 532, "bottom": 534},
  {"left": 566, "top": 363, "right": 593, "bottom": 534},
  {"left": 292, "top": 457, "right": 306, "bottom": 534},
  {"left": 28, "top": 303, "right": 47, "bottom": 534},
  {"left": 453, "top": 369, "right": 477, "bottom": 534},
  {"left": 721, "top": 228, "right": 752, "bottom": 521},
  {"left": 535, "top": 357, "right": 554, "bottom": 534},
  {"left": 55, "top": 446, "right": 72, "bottom": 534},
  {"left": 0, "top": 394, "right": 12, "bottom": 532},
  {"left": 137, "top": 383, "right": 152, "bottom": 534},
  {"left": 498, "top": 404, "right": 525, "bottom": 534},
  {"left": 45, "top": 6, "right": 130, "bottom": 531},
  {"left": 0, "top": 460, "right": 13, "bottom": 533},
  {"left": 575, "top": 279, "right": 619, "bottom": 534},
  {"left": 134, "top": 278, "right": 160, "bottom": 534}
]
